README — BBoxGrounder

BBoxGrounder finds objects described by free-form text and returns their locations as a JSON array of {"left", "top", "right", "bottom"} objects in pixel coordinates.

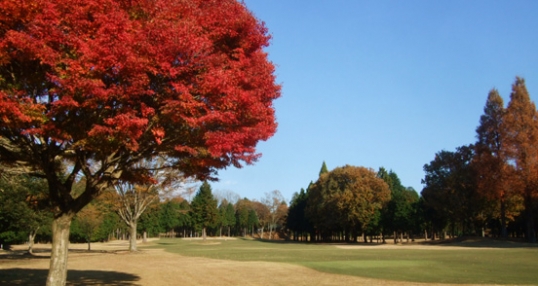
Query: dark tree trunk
[
  {"left": 500, "top": 196, "right": 508, "bottom": 238},
  {"left": 524, "top": 194, "right": 536, "bottom": 243}
]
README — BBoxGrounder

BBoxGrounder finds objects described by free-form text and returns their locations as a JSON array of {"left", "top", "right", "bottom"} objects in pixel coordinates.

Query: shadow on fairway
[
  {"left": 421, "top": 237, "right": 538, "bottom": 248},
  {"left": 253, "top": 238, "right": 388, "bottom": 246},
  {"left": 0, "top": 268, "right": 140, "bottom": 286},
  {"left": 253, "top": 236, "right": 538, "bottom": 249},
  {"left": 0, "top": 248, "right": 118, "bottom": 260}
]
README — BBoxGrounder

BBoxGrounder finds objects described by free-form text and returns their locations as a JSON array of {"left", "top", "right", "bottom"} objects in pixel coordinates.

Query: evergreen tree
[
  {"left": 319, "top": 161, "right": 329, "bottom": 176},
  {"left": 225, "top": 203, "right": 236, "bottom": 237},
  {"left": 247, "top": 209, "right": 259, "bottom": 235},
  {"left": 378, "top": 168, "right": 417, "bottom": 242},
  {"left": 159, "top": 200, "right": 181, "bottom": 236},
  {"left": 190, "top": 182, "right": 218, "bottom": 240},
  {"left": 286, "top": 188, "right": 312, "bottom": 241}
]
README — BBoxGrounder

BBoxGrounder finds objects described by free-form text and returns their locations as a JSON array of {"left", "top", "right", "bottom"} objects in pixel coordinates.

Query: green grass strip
[{"left": 146, "top": 238, "right": 538, "bottom": 285}]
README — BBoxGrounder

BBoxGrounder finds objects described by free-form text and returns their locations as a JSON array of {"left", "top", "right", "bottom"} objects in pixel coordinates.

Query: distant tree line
[
  {"left": 423, "top": 77, "right": 538, "bottom": 243},
  {"left": 287, "top": 162, "right": 419, "bottom": 243},
  {"left": 286, "top": 78, "right": 538, "bottom": 243},
  {"left": 2, "top": 78, "right": 537, "bottom": 247},
  {"left": 0, "top": 176, "right": 289, "bottom": 250}
]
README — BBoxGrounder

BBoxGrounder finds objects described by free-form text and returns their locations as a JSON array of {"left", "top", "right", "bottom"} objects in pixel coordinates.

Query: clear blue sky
[{"left": 211, "top": 0, "right": 538, "bottom": 203}]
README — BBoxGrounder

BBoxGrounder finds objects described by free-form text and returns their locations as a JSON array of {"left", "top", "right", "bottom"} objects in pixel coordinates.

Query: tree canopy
[
  {"left": 0, "top": 0, "right": 280, "bottom": 284},
  {"left": 307, "top": 165, "right": 391, "bottom": 242}
]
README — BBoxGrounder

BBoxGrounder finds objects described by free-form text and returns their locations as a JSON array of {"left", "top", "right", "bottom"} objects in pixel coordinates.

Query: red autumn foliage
[
  {"left": 0, "top": 0, "right": 279, "bottom": 283},
  {"left": 0, "top": 0, "right": 280, "bottom": 181}
]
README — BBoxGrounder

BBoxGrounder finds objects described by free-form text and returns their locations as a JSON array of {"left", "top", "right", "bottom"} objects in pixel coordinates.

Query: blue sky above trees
[{"left": 212, "top": 0, "right": 538, "bottom": 203}]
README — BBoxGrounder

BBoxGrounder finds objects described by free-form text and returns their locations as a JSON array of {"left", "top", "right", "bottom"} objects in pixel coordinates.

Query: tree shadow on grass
[
  {"left": 420, "top": 236, "right": 538, "bottom": 248},
  {"left": 0, "top": 248, "right": 115, "bottom": 260},
  {"left": 0, "top": 268, "right": 141, "bottom": 286}
]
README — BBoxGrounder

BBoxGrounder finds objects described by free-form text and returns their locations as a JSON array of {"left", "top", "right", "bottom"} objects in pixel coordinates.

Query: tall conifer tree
[
  {"left": 190, "top": 182, "right": 218, "bottom": 240},
  {"left": 502, "top": 78, "right": 538, "bottom": 242},
  {"left": 474, "top": 89, "right": 510, "bottom": 238},
  {"left": 319, "top": 161, "right": 329, "bottom": 176}
]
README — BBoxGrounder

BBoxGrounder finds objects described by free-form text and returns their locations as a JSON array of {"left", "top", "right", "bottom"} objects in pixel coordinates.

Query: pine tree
[
  {"left": 225, "top": 203, "right": 236, "bottom": 237},
  {"left": 190, "top": 182, "right": 218, "bottom": 240},
  {"left": 319, "top": 161, "right": 329, "bottom": 176}
]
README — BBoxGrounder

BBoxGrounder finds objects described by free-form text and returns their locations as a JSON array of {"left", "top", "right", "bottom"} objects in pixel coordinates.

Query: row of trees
[
  {"left": 285, "top": 78, "right": 537, "bottom": 244},
  {"left": 0, "top": 175, "right": 289, "bottom": 252},
  {"left": 422, "top": 77, "right": 538, "bottom": 242},
  {"left": 4, "top": 79, "right": 537, "bottom": 252},
  {"left": 287, "top": 162, "right": 419, "bottom": 243}
]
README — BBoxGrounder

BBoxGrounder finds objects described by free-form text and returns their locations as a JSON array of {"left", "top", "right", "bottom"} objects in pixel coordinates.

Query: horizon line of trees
[
  {"left": 422, "top": 77, "right": 538, "bottom": 243},
  {"left": 0, "top": 176, "right": 289, "bottom": 250},
  {"left": 286, "top": 77, "right": 538, "bottom": 244},
  {"left": 2, "top": 78, "right": 538, "bottom": 247}
]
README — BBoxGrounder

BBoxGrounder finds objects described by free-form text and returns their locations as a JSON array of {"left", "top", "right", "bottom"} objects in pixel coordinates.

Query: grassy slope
[{"left": 148, "top": 238, "right": 538, "bottom": 285}]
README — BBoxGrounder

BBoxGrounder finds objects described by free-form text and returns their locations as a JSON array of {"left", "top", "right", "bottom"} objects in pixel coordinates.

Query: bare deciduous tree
[{"left": 263, "top": 190, "right": 285, "bottom": 240}]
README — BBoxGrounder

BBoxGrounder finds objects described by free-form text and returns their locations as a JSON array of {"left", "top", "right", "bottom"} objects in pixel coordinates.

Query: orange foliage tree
[
  {"left": 0, "top": 0, "right": 279, "bottom": 284},
  {"left": 473, "top": 89, "right": 512, "bottom": 238},
  {"left": 306, "top": 165, "right": 390, "bottom": 242},
  {"left": 502, "top": 78, "right": 538, "bottom": 242}
]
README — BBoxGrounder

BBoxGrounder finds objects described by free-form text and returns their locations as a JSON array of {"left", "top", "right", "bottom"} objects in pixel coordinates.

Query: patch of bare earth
[{"left": 0, "top": 239, "right": 493, "bottom": 286}]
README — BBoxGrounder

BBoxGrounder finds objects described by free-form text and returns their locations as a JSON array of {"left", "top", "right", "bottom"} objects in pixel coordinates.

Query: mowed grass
[{"left": 148, "top": 238, "right": 538, "bottom": 284}]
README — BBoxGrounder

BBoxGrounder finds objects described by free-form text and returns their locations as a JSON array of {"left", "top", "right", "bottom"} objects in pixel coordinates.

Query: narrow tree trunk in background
[
  {"left": 46, "top": 213, "right": 74, "bottom": 286},
  {"left": 28, "top": 228, "right": 38, "bottom": 255},
  {"left": 129, "top": 221, "right": 137, "bottom": 252},
  {"left": 500, "top": 196, "right": 507, "bottom": 238},
  {"left": 143, "top": 231, "right": 147, "bottom": 243},
  {"left": 202, "top": 227, "right": 207, "bottom": 241},
  {"left": 525, "top": 194, "right": 536, "bottom": 243}
]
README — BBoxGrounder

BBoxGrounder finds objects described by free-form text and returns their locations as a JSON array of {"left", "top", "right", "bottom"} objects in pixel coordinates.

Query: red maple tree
[{"left": 0, "top": 0, "right": 280, "bottom": 284}]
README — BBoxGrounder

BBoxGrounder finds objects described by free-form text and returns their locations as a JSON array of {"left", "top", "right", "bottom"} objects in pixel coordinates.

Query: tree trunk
[
  {"left": 524, "top": 194, "right": 536, "bottom": 243},
  {"left": 260, "top": 226, "right": 264, "bottom": 239},
  {"left": 202, "top": 227, "right": 207, "bottom": 241},
  {"left": 500, "top": 196, "right": 507, "bottom": 238},
  {"left": 143, "top": 231, "right": 147, "bottom": 243},
  {"left": 28, "top": 227, "right": 39, "bottom": 255},
  {"left": 129, "top": 221, "right": 137, "bottom": 252},
  {"left": 46, "top": 213, "right": 74, "bottom": 286}
]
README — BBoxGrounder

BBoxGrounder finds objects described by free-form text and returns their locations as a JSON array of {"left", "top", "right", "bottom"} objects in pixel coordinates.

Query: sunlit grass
[{"left": 146, "top": 238, "right": 538, "bottom": 284}]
